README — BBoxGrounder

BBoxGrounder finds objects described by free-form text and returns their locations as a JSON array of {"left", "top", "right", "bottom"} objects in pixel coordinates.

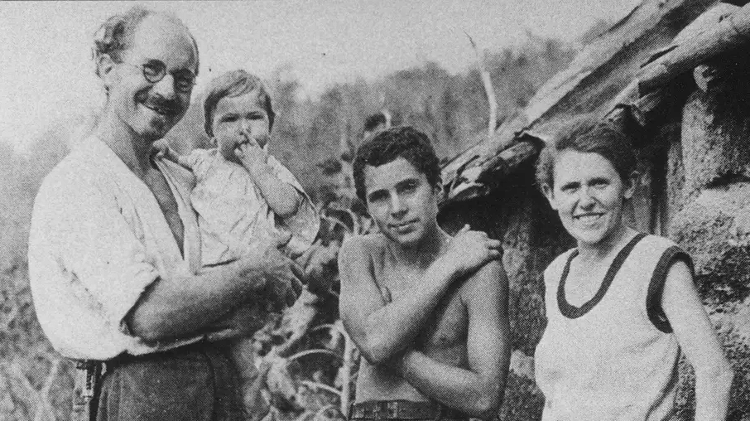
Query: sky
[{"left": 0, "top": 0, "right": 640, "bottom": 152}]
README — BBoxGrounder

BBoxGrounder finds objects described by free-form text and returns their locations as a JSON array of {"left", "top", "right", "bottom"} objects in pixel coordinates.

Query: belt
[
  {"left": 349, "top": 400, "right": 466, "bottom": 421},
  {"left": 106, "top": 340, "right": 214, "bottom": 370}
]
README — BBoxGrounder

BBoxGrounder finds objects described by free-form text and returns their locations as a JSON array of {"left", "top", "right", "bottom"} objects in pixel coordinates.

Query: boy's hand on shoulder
[{"left": 444, "top": 225, "right": 502, "bottom": 277}]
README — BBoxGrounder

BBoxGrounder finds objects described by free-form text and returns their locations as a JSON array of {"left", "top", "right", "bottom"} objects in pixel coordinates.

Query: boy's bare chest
[{"left": 378, "top": 266, "right": 468, "bottom": 349}]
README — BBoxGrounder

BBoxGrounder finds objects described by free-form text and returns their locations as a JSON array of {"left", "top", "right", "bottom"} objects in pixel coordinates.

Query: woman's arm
[{"left": 662, "top": 260, "right": 733, "bottom": 421}]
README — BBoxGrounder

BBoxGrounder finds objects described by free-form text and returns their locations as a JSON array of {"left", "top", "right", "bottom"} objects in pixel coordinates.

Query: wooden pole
[
  {"left": 465, "top": 32, "right": 498, "bottom": 142},
  {"left": 638, "top": 3, "right": 750, "bottom": 93},
  {"left": 339, "top": 321, "right": 354, "bottom": 417}
]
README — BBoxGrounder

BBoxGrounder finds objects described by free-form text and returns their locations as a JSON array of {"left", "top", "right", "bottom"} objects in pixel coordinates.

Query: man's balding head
[
  {"left": 92, "top": 6, "right": 199, "bottom": 78},
  {"left": 93, "top": 7, "right": 199, "bottom": 141}
]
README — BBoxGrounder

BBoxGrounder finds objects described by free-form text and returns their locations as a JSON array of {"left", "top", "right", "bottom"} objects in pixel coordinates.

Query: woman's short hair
[
  {"left": 353, "top": 126, "right": 441, "bottom": 203},
  {"left": 202, "top": 70, "right": 276, "bottom": 137},
  {"left": 535, "top": 116, "right": 637, "bottom": 189}
]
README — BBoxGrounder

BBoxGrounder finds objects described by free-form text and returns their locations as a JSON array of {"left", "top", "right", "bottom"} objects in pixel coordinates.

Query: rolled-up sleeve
[
  {"left": 267, "top": 156, "right": 320, "bottom": 249},
  {"left": 35, "top": 171, "right": 159, "bottom": 332}
]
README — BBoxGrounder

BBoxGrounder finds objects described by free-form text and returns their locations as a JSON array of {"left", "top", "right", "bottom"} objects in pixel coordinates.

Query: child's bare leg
[{"left": 229, "top": 338, "right": 271, "bottom": 421}]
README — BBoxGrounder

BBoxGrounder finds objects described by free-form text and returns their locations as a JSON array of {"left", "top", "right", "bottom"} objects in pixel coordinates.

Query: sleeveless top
[{"left": 535, "top": 234, "right": 692, "bottom": 421}]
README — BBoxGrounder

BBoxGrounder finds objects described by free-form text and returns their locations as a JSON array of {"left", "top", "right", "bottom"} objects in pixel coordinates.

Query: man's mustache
[{"left": 138, "top": 93, "right": 183, "bottom": 115}]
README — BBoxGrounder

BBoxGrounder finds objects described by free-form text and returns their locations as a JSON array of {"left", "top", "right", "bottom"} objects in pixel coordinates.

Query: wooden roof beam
[{"left": 638, "top": 3, "right": 750, "bottom": 93}]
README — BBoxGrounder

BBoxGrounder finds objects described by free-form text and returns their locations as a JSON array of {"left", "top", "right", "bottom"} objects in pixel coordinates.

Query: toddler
[{"left": 160, "top": 69, "right": 319, "bottom": 420}]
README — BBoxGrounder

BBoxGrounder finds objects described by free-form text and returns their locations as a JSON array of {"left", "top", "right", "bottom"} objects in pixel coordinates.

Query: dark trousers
[{"left": 95, "top": 343, "right": 245, "bottom": 421}]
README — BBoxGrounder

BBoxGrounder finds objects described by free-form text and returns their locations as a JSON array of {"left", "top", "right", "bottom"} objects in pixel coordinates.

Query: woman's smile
[{"left": 545, "top": 150, "right": 636, "bottom": 247}]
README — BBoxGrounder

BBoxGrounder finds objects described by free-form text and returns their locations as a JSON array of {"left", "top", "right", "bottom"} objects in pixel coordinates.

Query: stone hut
[{"left": 437, "top": 0, "right": 750, "bottom": 418}]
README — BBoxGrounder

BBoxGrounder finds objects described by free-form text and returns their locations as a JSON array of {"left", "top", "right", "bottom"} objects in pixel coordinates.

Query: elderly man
[{"left": 28, "top": 7, "right": 302, "bottom": 421}]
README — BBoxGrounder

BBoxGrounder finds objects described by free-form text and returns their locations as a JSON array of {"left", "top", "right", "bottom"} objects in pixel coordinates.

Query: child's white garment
[{"left": 182, "top": 148, "right": 319, "bottom": 265}]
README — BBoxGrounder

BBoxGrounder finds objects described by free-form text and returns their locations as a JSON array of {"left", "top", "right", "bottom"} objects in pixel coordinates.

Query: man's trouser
[
  {"left": 73, "top": 342, "right": 246, "bottom": 421},
  {"left": 349, "top": 400, "right": 468, "bottom": 421}
]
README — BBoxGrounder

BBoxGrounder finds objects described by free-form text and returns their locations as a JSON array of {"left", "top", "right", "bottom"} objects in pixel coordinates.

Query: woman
[{"left": 534, "top": 117, "right": 733, "bottom": 420}]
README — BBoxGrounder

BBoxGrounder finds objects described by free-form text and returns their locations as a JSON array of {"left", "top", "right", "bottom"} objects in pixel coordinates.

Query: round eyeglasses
[{"left": 123, "top": 60, "right": 196, "bottom": 93}]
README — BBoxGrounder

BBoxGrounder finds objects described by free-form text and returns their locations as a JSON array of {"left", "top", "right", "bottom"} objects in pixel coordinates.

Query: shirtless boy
[{"left": 339, "top": 126, "right": 510, "bottom": 421}]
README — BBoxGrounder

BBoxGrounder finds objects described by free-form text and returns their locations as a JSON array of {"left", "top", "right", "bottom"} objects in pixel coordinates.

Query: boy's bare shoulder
[
  {"left": 338, "top": 234, "right": 389, "bottom": 287},
  {"left": 460, "top": 259, "right": 507, "bottom": 300}
]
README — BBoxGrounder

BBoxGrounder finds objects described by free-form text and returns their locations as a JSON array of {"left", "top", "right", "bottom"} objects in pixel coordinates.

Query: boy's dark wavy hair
[{"left": 353, "top": 126, "right": 441, "bottom": 203}]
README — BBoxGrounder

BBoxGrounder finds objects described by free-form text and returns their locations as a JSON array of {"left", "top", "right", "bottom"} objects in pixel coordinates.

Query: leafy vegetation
[{"left": 0, "top": 35, "right": 574, "bottom": 420}]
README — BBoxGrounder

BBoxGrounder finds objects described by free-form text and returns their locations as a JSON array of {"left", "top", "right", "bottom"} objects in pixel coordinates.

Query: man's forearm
[
  {"left": 127, "top": 261, "right": 266, "bottom": 342},
  {"left": 396, "top": 351, "right": 502, "bottom": 419}
]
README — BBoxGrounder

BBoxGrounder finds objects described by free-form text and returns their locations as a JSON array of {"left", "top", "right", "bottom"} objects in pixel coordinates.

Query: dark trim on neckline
[{"left": 557, "top": 233, "right": 647, "bottom": 319}]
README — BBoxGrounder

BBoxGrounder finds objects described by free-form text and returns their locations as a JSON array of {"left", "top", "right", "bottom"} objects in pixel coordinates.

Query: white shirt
[{"left": 28, "top": 136, "right": 203, "bottom": 360}]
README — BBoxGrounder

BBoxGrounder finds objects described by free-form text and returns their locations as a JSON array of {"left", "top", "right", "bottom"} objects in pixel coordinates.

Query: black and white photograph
[{"left": 1, "top": 0, "right": 748, "bottom": 420}]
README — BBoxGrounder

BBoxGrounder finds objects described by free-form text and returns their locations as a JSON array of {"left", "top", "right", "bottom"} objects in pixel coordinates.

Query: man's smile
[
  {"left": 143, "top": 102, "right": 170, "bottom": 116},
  {"left": 139, "top": 94, "right": 181, "bottom": 118},
  {"left": 573, "top": 212, "right": 604, "bottom": 223}
]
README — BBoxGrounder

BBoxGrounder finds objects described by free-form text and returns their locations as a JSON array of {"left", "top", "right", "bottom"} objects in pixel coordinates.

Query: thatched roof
[{"left": 439, "top": 0, "right": 750, "bottom": 206}]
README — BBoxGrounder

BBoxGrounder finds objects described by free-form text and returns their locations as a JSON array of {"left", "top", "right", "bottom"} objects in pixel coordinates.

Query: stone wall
[
  {"left": 439, "top": 162, "right": 573, "bottom": 420},
  {"left": 671, "top": 87, "right": 750, "bottom": 419}
]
